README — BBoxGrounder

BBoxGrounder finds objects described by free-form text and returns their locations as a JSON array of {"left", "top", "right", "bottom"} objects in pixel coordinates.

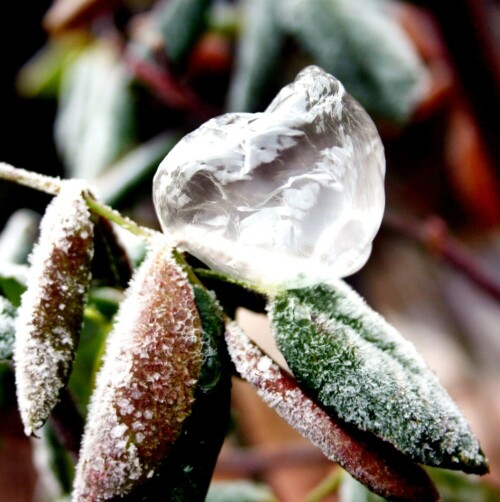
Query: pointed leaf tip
[
  {"left": 14, "top": 180, "right": 94, "bottom": 436},
  {"left": 268, "top": 280, "right": 488, "bottom": 474},
  {"left": 73, "top": 238, "right": 203, "bottom": 501}
]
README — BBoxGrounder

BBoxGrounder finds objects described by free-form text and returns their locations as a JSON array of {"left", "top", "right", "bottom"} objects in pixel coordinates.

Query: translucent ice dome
[{"left": 153, "top": 66, "right": 385, "bottom": 289}]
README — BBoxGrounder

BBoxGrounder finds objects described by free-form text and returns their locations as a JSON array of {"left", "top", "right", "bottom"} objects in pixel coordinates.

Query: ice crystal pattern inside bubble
[{"left": 154, "top": 66, "right": 385, "bottom": 288}]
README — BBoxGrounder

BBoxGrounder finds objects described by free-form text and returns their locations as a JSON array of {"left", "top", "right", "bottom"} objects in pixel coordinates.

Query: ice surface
[{"left": 154, "top": 66, "right": 385, "bottom": 289}]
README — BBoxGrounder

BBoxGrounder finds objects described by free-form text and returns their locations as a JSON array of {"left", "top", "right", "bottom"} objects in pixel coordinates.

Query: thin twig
[
  {"left": 84, "top": 197, "right": 158, "bottom": 241},
  {"left": 0, "top": 162, "right": 62, "bottom": 195},
  {"left": 0, "top": 162, "right": 160, "bottom": 242},
  {"left": 383, "top": 210, "right": 500, "bottom": 303}
]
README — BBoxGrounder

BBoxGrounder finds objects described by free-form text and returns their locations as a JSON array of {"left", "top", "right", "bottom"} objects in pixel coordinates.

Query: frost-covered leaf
[
  {"left": 269, "top": 280, "right": 488, "bottom": 473},
  {"left": 226, "top": 0, "right": 283, "bottom": 112},
  {"left": 0, "top": 296, "right": 16, "bottom": 360},
  {"left": 73, "top": 238, "right": 204, "bottom": 500},
  {"left": 55, "top": 43, "right": 135, "bottom": 179},
  {"left": 0, "top": 209, "right": 40, "bottom": 264},
  {"left": 14, "top": 180, "right": 94, "bottom": 436},
  {"left": 206, "top": 480, "right": 277, "bottom": 502},
  {"left": 154, "top": 0, "right": 214, "bottom": 64},
  {"left": 276, "top": 0, "right": 429, "bottom": 121},
  {"left": 225, "top": 321, "right": 438, "bottom": 501},
  {"left": 121, "top": 285, "right": 232, "bottom": 501}
]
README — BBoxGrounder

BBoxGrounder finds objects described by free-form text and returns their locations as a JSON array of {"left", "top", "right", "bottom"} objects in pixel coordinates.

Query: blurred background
[{"left": 0, "top": 0, "right": 499, "bottom": 500}]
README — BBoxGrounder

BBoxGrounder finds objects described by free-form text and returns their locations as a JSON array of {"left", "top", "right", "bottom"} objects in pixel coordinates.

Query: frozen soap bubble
[{"left": 153, "top": 66, "right": 385, "bottom": 289}]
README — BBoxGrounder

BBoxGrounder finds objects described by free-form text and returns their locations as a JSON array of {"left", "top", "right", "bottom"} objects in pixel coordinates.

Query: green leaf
[
  {"left": 276, "top": 0, "right": 428, "bottom": 121},
  {"left": 226, "top": 0, "right": 284, "bottom": 112},
  {"left": 55, "top": 43, "right": 136, "bottom": 179},
  {"left": 206, "top": 481, "right": 277, "bottom": 502},
  {"left": 155, "top": 0, "right": 214, "bottom": 64},
  {"left": 269, "top": 280, "right": 488, "bottom": 473},
  {"left": 0, "top": 296, "right": 16, "bottom": 360}
]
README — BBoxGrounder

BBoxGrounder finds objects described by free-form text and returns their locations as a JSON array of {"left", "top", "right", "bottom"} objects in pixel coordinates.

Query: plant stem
[
  {"left": 304, "top": 467, "right": 344, "bottom": 502},
  {"left": 0, "top": 162, "right": 160, "bottom": 242},
  {"left": 84, "top": 196, "right": 158, "bottom": 241},
  {"left": 0, "top": 162, "right": 62, "bottom": 195}
]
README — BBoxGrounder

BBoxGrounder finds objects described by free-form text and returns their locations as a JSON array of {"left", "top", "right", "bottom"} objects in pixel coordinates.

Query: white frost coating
[
  {"left": 153, "top": 66, "right": 385, "bottom": 289},
  {"left": 14, "top": 180, "right": 94, "bottom": 436}
]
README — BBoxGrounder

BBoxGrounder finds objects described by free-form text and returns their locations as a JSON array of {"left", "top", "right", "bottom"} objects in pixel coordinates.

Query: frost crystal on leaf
[
  {"left": 73, "top": 237, "right": 203, "bottom": 501},
  {"left": 14, "top": 180, "right": 94, "bottom": 436},
  {"left": 224, "top": 321, "right": 438, "bottom": 501},
  {"left": 269, "top": 280, "right": 488, "bottom": 474},
  {"left": 153, "top": 65, "right": 385, "bottom": 289}
]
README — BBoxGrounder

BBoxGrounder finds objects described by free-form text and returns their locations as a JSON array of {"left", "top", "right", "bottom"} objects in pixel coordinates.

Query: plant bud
[
  {"left": 14, "top": 180, "right": 94, "bottom": 436},
  {"left": 73, "top": 238, "right": 203, "bottom": 501}
]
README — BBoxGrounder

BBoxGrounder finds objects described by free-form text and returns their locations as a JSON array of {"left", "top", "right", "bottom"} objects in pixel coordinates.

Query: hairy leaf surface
[{"left": 269, "top": 280, "right": 488, "bottom": 473}]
